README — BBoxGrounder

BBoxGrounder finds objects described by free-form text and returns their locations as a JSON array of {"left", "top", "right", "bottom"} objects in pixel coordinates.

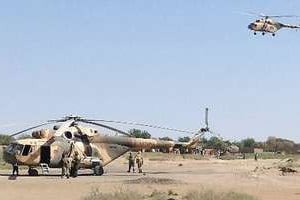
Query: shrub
[
  {"left": 83, "top": 188, "right": 142, "bottom": 200},
  {"left": 184, "top": 190, "right": 258, "bottom": 200},
  {"left": 83, "top": 188, "right": 259, "bottom": 200}
]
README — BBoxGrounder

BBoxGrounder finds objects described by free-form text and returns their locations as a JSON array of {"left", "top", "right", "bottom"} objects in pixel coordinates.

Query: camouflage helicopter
[
  {"left": 246, "top": 12, "right": 300, "bottom": 36},
  {"left": 3, "top": 110, "right": 213, "bottom": 176}
]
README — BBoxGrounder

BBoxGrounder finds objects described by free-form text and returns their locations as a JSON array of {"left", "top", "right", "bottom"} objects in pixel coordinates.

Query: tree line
[
  {"left": 127, "top": 129, "right": 300, "bottom": 154},
  {"left": 1, "top": 129, "right": 299, "bottom": 154}
]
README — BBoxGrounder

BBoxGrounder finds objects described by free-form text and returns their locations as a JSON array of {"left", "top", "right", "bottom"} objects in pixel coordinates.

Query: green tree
[
  {"left": 239, "top": 138, "right": 256, "bottom": 153},
  {"left": 241, "top": 138, "right": 256, "bottom": 148},
  {"left": 265, "top": 136, "right": 296, "bottom": 153},
  {"left": 0, "top": 134, "right": 14, "bottom": 145},
  {"left": 128, "top": 129, "right": 151, "bottom": 139},
  {"left": 178, "top": 136, "right": 190, "bottom": 142},
  {"left": 17, "top": 134, "right": 32, "bottom": 139},
  {"left": 200, "top": 137, "right": 208, "bottom": 148},
  {"left": 206, "top": 136, "right": 227, "bottom": 151},
  {"left": 159, "top": 136, "right": 173, "bottom": 141}
]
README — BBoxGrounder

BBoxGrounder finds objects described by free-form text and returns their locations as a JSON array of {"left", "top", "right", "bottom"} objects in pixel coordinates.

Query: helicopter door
[{"left": 40, "top": 146, "right": 50, "bottom": 164}]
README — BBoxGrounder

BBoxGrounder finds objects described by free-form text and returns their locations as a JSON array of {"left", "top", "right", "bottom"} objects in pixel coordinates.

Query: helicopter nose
[
  {"left": 248, "top": 23, "right": 254, "bottom": 30},
  {"left": 3, "top": 146, "right": 17, "bottom": 164}
]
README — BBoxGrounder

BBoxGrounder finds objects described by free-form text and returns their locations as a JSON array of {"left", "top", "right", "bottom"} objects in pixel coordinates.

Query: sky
[{"left": 1, "top": 1, "right": 300, "bottom": 142}]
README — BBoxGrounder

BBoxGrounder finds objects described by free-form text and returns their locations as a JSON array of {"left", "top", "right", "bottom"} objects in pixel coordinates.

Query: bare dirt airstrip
[{"left": 0, "top": 154, "right": 300, "bottom": 200}]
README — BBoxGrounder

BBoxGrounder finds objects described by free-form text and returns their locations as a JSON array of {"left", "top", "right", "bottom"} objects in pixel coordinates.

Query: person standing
[
  {"left": 61, "top": 153, "right": 72, "bottom": 178},
  {"left": 127, "top": 152, "right": 135, "bottom": 173},
  {"left": 135, "top": 151, "right": 144, "bottom": 173},
  {"left": 217, "top": 149, "right": 221, "bottom": 159},
  {"left": 71, "top": 151, "right": 81, "bottom": 177},
  {"left": 254, "top": 152, "right": 258, "bottom": 161},
  {"left": 12, "top": 160, "right": 19, "bottom": 176}
]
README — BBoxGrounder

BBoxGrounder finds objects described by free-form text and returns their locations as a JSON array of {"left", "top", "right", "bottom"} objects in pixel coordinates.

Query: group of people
[
  {"left": 127, "top": 151, "right": 144, "bottom": 173},
  {"left": 11, "top": 150, "right": 143, "bottom": 177},
  {"left": 61, "top": 151, "right": 81, "bottom": 178}
]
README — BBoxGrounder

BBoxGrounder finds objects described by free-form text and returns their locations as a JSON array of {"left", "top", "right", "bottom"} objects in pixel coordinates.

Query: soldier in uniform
[
  {"left": 254, "top": 152, "right": 258, "bottom": 161},
  {"left": 127, "top": 151, "right": 135, "bottom": 173},
  {"left": 135, "top": 151, "right": 144, "bottom": 173},
  {"left": 61, "top": 152, "right": 72, "bottom": 178},
  {"left": 12, "top": 160, "right": 19, "bottom": 176},
  {"left": 71, "top": 151, "right": 81, "bottom": 177}
]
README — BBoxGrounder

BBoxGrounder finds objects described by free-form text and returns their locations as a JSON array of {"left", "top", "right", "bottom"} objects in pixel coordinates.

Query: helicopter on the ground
[
  {"left": 246, "top": 13, "right": 300, "bottom": 36},
  {"left": 3, "top": 109, "right": 214, "bottom": 176}
]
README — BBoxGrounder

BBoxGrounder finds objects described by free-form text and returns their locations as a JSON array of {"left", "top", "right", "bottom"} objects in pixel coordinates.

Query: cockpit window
[
  {"left": 22, "top": 145, "right": 32, "bottom": 156},
  {"left": 6, "top": 143, "right": 16, "bottom": 153},
  {"left": 15, "top": 144, "right": 24, "bottom": 155},
  {"left": 6, "top": 143, "right": 24, "bottom": 155}
]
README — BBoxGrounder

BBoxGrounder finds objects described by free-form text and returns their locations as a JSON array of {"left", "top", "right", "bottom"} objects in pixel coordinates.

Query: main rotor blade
[
  {"left": 84, "top": 119, "right": 195, "bottom": 134},
  {"left": 237, "top": 11, "right": 299, "bottom": 18},
  {"left": 48, "top": 115, "right": 81, "bottom": 123},
  {"left": 235, "top": 11, "right": 268, "bottom": 17},
  {"left": 267, "top": 15, "right": 299, "bottom": 18},
  {"left": 54, "top": 119, "right": 76, "bottom": 137},
  {"left": 79, "top": 120, "right": 132, "bottom": 137},
  {"left": 9, "top": 122, "right": 53, "bottom": 137}
]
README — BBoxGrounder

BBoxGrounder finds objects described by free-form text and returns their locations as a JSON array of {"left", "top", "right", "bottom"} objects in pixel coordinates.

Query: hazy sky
[{"left": 1, "top": 1, "right": 300, "bottom": 142}]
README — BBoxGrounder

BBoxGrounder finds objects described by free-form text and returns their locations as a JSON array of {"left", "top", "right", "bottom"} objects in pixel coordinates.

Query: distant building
[{"left": 203, "top": 148, "right": 216, "bottom": 156}]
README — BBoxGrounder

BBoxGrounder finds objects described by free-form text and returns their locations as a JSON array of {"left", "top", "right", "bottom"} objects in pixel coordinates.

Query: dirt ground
[{"left": 1, "top": 156, "right": 300, "bottom": 200}]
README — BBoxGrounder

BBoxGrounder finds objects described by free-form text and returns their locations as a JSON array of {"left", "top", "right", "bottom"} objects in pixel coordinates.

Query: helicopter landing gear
[
  {"left": 254, "top": 32, "right": 257, "bottom": 35},
  {"left": 28, "top": 167, "right": 38, "bottom": 176},
  {"left": 272, "top": 33, "right": 275, "bottom": 36},
  {"left": 93, "top": 165, "right": 104, "bottom": 176},
  {"left": 262, "top": 32, "right": 265, "bottom": 36}
]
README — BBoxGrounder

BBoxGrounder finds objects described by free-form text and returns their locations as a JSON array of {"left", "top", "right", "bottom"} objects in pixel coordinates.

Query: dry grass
[
  {"left": 144, "top": 152, "right": 207, "bottom": 161},
  {"left": 183, "top": 190, "right": 258, "bottom": 200},
  {"left": 124, "top": 177, "right": 180, "bottom": 184},
  {"left": 82, "top": 188, "right": 142, "bottom": 200},
  {"left": 83, "top": 188, "right": 259, "bottom": 200}
]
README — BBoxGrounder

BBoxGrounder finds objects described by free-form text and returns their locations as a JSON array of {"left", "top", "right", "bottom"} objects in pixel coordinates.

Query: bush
[
  {"left": 83, "top": 188, "right": 142, "bottom": 200},
  {"left": 83, "top": 188, "right": 259, "bottom": 200},
  {"left": 0, "top": 147, "right": 11, "bottom": 169},
  {"left": 0, "top": 134, "right": 13, "bottom": 145},
  {"left": 184, "top": 190, "right": 258, "bottom": 200}
]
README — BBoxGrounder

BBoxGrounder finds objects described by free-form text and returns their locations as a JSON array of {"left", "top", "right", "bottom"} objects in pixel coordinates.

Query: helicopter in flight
[
  {"left": 246, "top": 13, "right": 300, "bottom": 36},
  {"left": 3, "top": 109, "right": 214, "bottom": 176}
]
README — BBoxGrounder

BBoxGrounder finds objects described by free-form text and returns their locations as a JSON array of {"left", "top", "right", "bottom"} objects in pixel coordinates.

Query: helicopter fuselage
[
  {"left": 3, "top": 125, "right": 179, "bottom": 172},
  {"left": 4, "top": 138, "right": 70, "bottom": 168},
  {"left": 248, "top": 17, "right": 300, "bottom": 36},
  {"left": 248, "top": 19, "right": 281, "bottom": 34},
  {"left": 2, "top": 116, "right": 203, "bottom": 176}
]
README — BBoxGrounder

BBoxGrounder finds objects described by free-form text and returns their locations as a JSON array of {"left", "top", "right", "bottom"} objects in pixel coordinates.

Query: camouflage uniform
[
  {"left": 254, "top": 153, "right": 258, "bottom": 161},
  {"left": 61, "top": 154, "right": 72, "bottom": 178},
  {"left": 71, "top": 151, "right": 81, "bottom": 177},
  {"left": 135, "top": 151, "right": 143, "bottom": 173},
  {"left": 127, "top": 152, "right": 135, "bottom": 173}
]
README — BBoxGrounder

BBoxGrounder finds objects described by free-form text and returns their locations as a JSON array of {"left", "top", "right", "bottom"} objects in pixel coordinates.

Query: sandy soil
[{"left": 0, "top": 157, "right": 300, "bottom": 200}]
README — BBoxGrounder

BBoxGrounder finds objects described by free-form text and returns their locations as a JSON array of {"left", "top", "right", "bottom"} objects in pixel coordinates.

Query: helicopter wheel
[
  {"left": 28, "top": 168, "right": 39, "bottom": 176},
  {"left": 93, "top": 165, "right": 104, "bottom": 176},
  {"left": 272, "top": 33, "right": 275, "bottom": 37},
  {"left": 254, "top": 32, "right": 257, "bottom": 35},
  {"left": 262, "top": 32, "right": 265, "bottom": 36}
]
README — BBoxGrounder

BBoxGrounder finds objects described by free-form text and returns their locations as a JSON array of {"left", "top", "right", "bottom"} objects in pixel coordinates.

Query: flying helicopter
[
  {"left": 246, "top": 12, "right": 300, "bottom": 36},
  {"left": 3, "top": 109, "right": 214, "bottom": 176}
]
